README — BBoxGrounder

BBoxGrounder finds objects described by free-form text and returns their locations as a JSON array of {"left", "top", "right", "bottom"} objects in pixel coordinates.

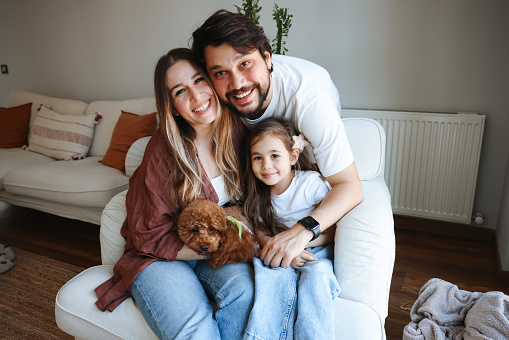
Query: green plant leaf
[
  {"left": 234, "top": 0, "right": 262, "bottom": 25},
  {"left": 272, "top": 3, "right": 293, "bottom": 55}
]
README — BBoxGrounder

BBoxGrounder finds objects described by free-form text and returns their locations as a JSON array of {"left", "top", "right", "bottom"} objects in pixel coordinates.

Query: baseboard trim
[
  {"left": 394, "top": 214, "right": 509, "bottom": 276},
  {"left": 393, "top": 214, "right": 495, "bottom": 242}
]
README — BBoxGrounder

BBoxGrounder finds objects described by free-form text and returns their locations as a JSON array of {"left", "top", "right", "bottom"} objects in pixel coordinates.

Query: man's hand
[{"left": 257, "top": 224, "right": 313, "bottom": 268}]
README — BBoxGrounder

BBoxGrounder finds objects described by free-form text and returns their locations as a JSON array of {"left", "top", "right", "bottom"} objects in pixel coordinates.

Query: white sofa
[
  {"left": 0, "top": 91, "right": 156, "bottom": 225},
  {"left": 55, "top": 117, "right": 396, "bottom": 339}
]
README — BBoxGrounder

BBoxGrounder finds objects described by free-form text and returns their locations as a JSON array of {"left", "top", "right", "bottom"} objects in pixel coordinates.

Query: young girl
[{"left": 243, "top": 117, "right": 340, "bottom": 340}]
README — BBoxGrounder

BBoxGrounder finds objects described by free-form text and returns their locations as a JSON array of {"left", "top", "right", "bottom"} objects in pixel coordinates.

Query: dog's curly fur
[{"left": 177, "top": 200, "right": 255, "bottom": 269}]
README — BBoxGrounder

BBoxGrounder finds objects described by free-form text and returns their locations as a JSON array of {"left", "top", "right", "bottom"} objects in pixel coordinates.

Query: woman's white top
[{"left": 210, "top": 174, "right": 230, "bottom": 206}]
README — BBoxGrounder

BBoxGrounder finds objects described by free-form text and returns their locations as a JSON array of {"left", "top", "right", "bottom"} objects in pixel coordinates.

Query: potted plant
[{"left": 234, "top": 0, "right": 293, "bottom": 55}]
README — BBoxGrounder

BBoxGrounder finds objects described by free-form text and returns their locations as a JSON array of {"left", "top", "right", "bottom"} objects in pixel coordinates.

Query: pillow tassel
[
  {"left": 71, "top": 154, "right": 85, "bottom": 160},
  {"left": 37, "top": 104, "right": 50, "bottom": 112},
  {"left": 94, "top": 112, "right": 102, "bottom": 124}
]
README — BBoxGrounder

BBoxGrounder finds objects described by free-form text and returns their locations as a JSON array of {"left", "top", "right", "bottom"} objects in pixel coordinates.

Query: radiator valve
[{"left": 472, "top": 212, "right": 484, "bottom": 224}]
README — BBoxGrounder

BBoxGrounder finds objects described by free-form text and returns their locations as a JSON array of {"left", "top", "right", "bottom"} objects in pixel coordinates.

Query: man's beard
[{"left": 224, "top": 75, "right": 271, "bottom": 120}]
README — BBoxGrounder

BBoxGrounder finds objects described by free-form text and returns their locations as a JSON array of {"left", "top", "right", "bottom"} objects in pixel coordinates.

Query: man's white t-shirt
[
  {"left": 271, "top": 170, "right": 330, "bottom": 228},
  {"left": 242, "top": 54, "right": 354, "bottom": 178}
]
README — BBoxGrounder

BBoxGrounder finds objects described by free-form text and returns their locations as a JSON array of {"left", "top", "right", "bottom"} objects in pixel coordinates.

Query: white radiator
[{"left": 342, "top": 109, "right": 485, "bottom": 224}]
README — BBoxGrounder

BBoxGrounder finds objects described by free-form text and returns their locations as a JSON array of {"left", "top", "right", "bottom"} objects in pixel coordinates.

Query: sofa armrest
[
  {"left": 342, "top": 118, "right": 386, "bottom": 180},
  {"left": 334, "top": 175, "right": 395, "bottom": 326},
  {"left": 125, "top": 136, "right": 151, "bottom": 177}
]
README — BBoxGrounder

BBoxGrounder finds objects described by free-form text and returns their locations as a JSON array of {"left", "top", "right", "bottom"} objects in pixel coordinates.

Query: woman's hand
[
  {"left": 290, "top": 250, "right": 317, "bottom": 269},
  {"left": 175, "top": 245, "right": 208, "bottom": 261}
]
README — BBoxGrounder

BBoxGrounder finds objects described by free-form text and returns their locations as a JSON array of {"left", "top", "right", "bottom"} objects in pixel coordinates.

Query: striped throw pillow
[{"left": 26, "top": 106, "right": 101, "bottom": 160}]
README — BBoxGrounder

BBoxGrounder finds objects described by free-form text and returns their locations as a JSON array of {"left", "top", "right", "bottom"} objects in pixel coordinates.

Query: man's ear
[
  {"left": 290, "top": 149, "right": 300, "bottom": 166},
  {"left": 263, "top": 51, "right": 272, "bottom": 70}
]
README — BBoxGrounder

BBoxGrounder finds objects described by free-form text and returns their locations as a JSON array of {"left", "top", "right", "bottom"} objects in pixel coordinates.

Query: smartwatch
[{"left": 298, "top": 216, "right": 320, "bottom": 241}]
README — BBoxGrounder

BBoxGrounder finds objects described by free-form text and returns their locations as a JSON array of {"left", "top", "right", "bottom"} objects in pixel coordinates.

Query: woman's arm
[{"left": 123, "top": 132, "right": 185, "bottom": 260}]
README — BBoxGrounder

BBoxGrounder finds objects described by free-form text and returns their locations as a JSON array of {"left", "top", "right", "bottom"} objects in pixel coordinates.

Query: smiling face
[
  {"left": 166, "top": 60, "right": 218, "bottom": 130},
  {"left": 250, "top": 134, "right": 299, "bottom": 195},
  {"left": 204, "top": 43, "right": 272, "bottom": 120}
]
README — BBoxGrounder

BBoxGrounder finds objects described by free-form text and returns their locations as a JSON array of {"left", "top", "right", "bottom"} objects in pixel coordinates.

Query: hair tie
[{"left": 292, "top": 133, "right": 309, "bottom": 151}]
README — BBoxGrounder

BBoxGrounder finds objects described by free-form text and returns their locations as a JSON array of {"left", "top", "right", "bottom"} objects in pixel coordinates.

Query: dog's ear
[{"left": 209, "top": 223, "right": 255, "bottom": 269}]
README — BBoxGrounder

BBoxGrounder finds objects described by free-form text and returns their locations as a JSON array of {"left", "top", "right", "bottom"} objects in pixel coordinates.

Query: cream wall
[{"left": 1, "top": 0, "right": 508, "bottom": 237}]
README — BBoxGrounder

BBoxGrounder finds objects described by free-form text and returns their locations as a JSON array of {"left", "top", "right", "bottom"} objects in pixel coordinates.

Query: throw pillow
[
  {"left": 0, "top": 103, "right": 32, "bottom": 148},
  {"left": 26, "top": 106, "right": 102, "bottom": 160},
  {"left": 101, "top": 111, "right": 157, "bottom": 173}
]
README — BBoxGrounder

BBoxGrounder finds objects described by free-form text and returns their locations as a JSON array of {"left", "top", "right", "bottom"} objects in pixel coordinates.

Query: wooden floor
[{"left": 1, "top": 202, "right": 508, "bottom": 339}]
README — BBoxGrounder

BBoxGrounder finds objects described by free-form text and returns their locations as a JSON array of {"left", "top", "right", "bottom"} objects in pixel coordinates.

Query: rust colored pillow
[
  {"left": 0, "top": 103, "right": 32, "bottom": 148},
  {"left": 101, "top": 111, "right": 157, "bottom": 173}
]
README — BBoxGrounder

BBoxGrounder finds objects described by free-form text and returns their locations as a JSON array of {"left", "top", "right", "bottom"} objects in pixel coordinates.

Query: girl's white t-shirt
[{"left": 271, "top": 170, "right": 330, "bottom": 228}]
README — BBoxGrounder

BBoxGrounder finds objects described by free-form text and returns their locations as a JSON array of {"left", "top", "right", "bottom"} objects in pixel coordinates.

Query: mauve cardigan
[{"left": 95, "top": 119, "right": 246, "bottom": 312}]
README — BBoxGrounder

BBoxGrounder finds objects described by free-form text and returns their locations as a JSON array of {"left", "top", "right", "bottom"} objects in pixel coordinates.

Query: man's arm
[{"left": 257, "top": 162, "right": 363, "bottom": 268}]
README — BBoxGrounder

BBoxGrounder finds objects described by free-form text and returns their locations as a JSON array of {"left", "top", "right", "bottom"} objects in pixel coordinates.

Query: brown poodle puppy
[{"left": 177, "top": 200, "right": 255, "bottom": 269}]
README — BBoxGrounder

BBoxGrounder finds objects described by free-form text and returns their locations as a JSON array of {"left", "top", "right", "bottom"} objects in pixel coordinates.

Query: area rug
[{"left": 0, "top": 247, "right": 85, "bottom": 339}]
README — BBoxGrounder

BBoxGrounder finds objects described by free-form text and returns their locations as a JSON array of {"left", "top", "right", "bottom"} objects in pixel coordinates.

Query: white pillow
[{"left": 26, "top": 106, "right": 101, "bottom": 160}]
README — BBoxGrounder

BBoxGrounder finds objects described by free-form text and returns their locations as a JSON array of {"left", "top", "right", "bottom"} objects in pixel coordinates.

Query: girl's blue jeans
[
  {"left": 131, "top": 259, "right": 254, "bottom": 340},
  {"left": 244, "top": 243, "right": 340, "bottom": 340}
]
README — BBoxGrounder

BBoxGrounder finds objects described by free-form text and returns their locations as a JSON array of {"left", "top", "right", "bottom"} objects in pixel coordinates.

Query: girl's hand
[
  {"left": 290, "top": 250, "right": 316, "bottom": 269},
  {"left": 255, "top": 234, "right": 272, "bottom": 250}
]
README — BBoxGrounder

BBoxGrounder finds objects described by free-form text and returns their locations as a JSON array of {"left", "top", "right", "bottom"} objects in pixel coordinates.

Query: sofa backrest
[
  {"left": 342, "top": 118, "right": 386, "bottom": 181},
  {"left": 122, "top": 118, "right": 387, "bottom": 183},
  {"left": 6, "top": 91, "right": 88, "bottom": 130},
  {"left": 86, "top": 98, "right": 156, "bottom": 157},
  {"left": 6, "top": 90, "right": 157, "bottom": 159}
]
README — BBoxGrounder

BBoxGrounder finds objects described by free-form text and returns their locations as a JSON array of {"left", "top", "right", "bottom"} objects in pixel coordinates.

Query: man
[{"left": 192, "top": 9, "right": 362, "bottom": 269}]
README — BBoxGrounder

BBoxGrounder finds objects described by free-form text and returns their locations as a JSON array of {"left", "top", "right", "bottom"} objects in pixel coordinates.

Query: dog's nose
[{"left": 201, "top": 245, "right": 210, "bottom": 252}]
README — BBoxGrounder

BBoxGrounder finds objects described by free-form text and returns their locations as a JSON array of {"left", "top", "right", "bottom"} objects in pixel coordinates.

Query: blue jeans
[
  {"left": 244, "top": 244, "right": 340, "bottom": 340},
  {"left": 131, "top": 260, "right": 254, "bottom": 340}
]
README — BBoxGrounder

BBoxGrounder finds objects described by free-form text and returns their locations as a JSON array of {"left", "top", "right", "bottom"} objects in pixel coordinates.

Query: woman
[{"left": 95, "top": 48, "right": 254, "bottom": 339}]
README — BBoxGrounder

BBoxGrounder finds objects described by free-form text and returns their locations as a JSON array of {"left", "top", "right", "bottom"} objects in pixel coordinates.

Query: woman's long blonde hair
[{"left": 154, "top": 48, "right": 242, "bottom": 208}]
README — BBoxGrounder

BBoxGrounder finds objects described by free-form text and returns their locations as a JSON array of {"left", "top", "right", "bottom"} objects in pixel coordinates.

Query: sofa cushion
[
  {"left": 0, "top": 103, "right": 32, "bottom": 148},
  {"left": 125, "top": 137, "right": 151, "bottom": 177},
  {"left": 2, "top": 157, "right": 128, "bottom": 208},
  {"left": 87, "top": 98, "right": 156, "bottom": 157},
  {"left": 26, "top": 107, "right": 101, "bottom": 160},
  {"left": 100, "top": 190, "right": 127, "bottom": 265},
  {"left": 101, "top": 111, "right": 157, "bottom": 173},
  {"left": 0, "top": 148, "right": 54, "bottom": 191},
  {"left": 55, "top": 267, "right": 382, "bottom": 340},
  {"left": 55, "top": 265, "right": 158, "bottom": 340},
  {"left": 6, "top": 91, "right": 88, "bottom": 130}
]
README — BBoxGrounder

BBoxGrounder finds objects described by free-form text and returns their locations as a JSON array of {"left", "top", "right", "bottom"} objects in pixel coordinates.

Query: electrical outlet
[{"left": 1, "top": 65, "right": 8, "bottom": 74}]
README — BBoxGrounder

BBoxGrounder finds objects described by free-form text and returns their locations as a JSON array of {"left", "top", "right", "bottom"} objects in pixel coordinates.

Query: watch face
[
  {"left": 301, "top": 216, "right": 319, "bottom": 230},
  {"left": 300, "top": 216, "right": 321, "bottom": 241}
]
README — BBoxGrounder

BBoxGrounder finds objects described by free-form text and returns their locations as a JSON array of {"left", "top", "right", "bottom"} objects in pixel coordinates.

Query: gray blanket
[{"left": 403, "top": 278, "right": 509, "bottom": 340}]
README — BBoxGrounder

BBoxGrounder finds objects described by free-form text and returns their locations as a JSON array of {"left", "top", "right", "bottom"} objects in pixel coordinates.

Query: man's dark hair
[{"left": 192, "top": 9, "right": 272, "bottom": 66}]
